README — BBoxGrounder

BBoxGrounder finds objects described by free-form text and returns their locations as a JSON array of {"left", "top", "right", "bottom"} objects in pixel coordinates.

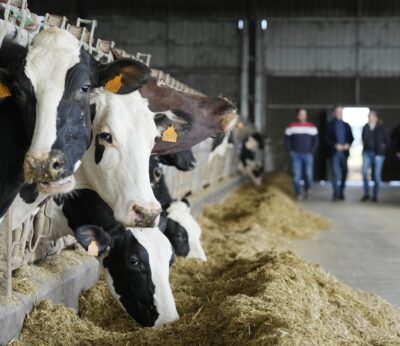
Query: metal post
[{"left": 248, "top": 19, "right": 256, "bottom": 124}]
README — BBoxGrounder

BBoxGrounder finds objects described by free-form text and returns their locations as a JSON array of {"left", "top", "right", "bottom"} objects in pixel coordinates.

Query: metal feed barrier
[{"left": 0, "top": 3, "right": 240, "bottom": 296}]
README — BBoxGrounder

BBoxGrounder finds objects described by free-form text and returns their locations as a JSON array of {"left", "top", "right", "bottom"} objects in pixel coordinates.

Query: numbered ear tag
[
  {"left": 104, "top": 74, "right": 122, "bottom": 93},
  {"left": 0, "top": 83, "right": 11, "bottom": 98},
  {"left": 162, "top": 125, "right": 177, "bottom": 143},
  {"left": 87, "top": 239, "right": 99, "bottom": 257}
]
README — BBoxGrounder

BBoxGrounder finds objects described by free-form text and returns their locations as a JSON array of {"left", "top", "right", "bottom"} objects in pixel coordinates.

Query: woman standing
[{"left": 361, "top": 111, "right": 390, "bottom": 202}]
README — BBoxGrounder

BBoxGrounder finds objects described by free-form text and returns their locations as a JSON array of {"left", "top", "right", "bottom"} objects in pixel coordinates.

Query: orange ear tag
[
  {"left": 104, "top": 74, "right": 123, "bottom": 93},
  {"left": 0, "top": 83, "right": 11, "bottom": 98},
  {"left": 162, "top": 125, "right": 177, "bottom": 143},
  {"left": 87, "top": 239, "right": 99, "bottom": 256}
]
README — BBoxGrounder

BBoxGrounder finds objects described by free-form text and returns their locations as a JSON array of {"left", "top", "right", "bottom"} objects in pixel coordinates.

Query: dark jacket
[
  {"left": 325, "top": 119, "right": 354, "bottom": 157},
  {"left": 362, "top": 123, "right": 389, "bottom": 156},
  {"left": 284, "top": 121, "right": 319, "bottom": 154}
]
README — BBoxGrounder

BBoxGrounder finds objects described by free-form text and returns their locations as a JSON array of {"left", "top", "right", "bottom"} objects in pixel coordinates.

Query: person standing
[
  {"left": 325, "top": 105, "right": 354, "bottom": 201},
  {"left": 360, "top": 111, "right": 389, "bottom": 202},
  {"left": 284, "top": 108, "right": 319, "bottom": 200}
]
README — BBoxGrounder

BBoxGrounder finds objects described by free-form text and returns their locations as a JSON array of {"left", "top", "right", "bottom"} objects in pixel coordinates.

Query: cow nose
[
  {"left": 131, "top": 202, "right": 162, "bottom": 227},
  {"left": 24, "top": 150, "right": 66, "bottom": 183}
]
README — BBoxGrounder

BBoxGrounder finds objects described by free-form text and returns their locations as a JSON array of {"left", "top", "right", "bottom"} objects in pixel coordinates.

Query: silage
[{"left": 12, "top": 173, "right": 400, "bottom": 346}]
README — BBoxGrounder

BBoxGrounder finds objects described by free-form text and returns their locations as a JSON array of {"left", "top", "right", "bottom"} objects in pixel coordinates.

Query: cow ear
[
  {"left": 95, "top": 58, "right": 151, "bottom": 94},
  {"left": 75, "top": 225, "right": 111, "bottom": 256}
]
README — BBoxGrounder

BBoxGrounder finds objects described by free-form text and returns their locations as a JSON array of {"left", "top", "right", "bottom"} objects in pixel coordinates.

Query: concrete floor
[{"left": 293, "top": 183, "right": 400, "bottom": 307}]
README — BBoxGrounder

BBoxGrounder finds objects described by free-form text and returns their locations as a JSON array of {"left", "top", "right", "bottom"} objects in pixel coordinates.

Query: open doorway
[{"left": 342, "top": 107, "right": 369, "bottom": 181}]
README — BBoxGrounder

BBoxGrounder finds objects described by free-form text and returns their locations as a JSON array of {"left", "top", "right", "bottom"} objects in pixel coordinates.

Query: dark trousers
[
  {"left": 329, "top": 151, "right": 348, "bottom": 198},
  {"left": 362, "top": 151, "right": 385, "bottom": 198}
]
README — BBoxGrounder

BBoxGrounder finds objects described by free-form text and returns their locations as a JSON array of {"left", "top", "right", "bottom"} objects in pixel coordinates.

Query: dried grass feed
[{"left": 12, "top": 174, "right": 400, "bottom": 345}]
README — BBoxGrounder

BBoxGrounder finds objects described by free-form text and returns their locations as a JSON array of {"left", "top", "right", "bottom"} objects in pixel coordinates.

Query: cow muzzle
[
  {"left": 24, "top": 150, "right": 75, "bottom": 194},
  {"left": 130, "top": 202, "right": 162, "bottom": 227}
]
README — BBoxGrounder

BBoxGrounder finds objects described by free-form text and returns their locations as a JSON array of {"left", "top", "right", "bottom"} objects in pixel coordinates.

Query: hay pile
[{"left": 13, "top": 174, "right": 400, "bottom": 345}]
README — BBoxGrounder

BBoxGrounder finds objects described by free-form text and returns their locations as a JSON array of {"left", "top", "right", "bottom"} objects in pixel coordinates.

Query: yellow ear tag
[
  {"left": 87, "top": 239, "right": 99, "bottom": 257},
  {"left": 162, "top": 125, "right": 177, "bottom": 143},
  {"left": 0, "top": 83, "right": 11, "bottom": 98},
  {"left": 104, "top": 74, "right": 123, "bottom": 93}
]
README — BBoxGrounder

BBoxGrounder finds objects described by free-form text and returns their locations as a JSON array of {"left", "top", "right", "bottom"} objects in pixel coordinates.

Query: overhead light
[
  {"left": 237, "top": 19, "right": 244, "bottom": 30},
  {"left": 261, "top": 19, "right": 268, "bottom": 30}
]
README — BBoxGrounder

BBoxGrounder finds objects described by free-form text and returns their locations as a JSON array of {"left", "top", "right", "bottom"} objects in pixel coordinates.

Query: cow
[
  {"left": 239, "top": 132, "right": 265, "bottom": 186},
  {"left": 158, "top": 149, "right": 196, "bottom": 171},
  {"left": 149, "top": 156, "right": 206, "bottom": 260},
  {"left": 0, "top": 27, "right": 151, "bottom": 196},
  {"left": 51, "top": 189, "right": 178, "bottom": 327}
]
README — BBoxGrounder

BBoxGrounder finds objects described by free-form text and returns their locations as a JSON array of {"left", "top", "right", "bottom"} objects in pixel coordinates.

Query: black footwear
[
  {"left": 339, "top": 193, "right": 345, "bottom": 201},
  {"left": 372, "top": 196, "right": 378, "bottom": 202},
  {"left": 360, "top": 196, "right": 370, "bottom": 202}
]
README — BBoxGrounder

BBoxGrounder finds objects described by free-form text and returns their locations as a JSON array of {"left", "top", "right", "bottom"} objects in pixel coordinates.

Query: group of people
[{"left": 284, "top": 106, "right": 390, "bottom": 202}]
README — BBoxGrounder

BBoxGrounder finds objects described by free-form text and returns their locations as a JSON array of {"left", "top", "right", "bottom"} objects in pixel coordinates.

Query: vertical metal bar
[
  {"left": 240, "top": 20, "right": 249, "bottom": 122},
  {"left": 354, "top": 0, "right": 362, "bottom": 105},
  {"left": 248, "top": 18, "right": 256, "bottom": 124}
]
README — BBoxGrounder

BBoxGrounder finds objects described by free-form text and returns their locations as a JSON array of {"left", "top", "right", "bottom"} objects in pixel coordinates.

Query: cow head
[
  {"left": 1, "top": 28, "right": 150, "bottom": 194},
  {"left": 75, "top": 225, "right": 178, "bottom": 327},
  {"left": 165, "top": 200, "right": 207, "bottom": 261},
  {"left": 138, "top": 78, "right": 237, "bottom": 155},
  {"left": 77, "top": 91, "right": 161, "bottom": 227},
  {"left": 158, "top": 148, "right": 196, "bottom": 171}
]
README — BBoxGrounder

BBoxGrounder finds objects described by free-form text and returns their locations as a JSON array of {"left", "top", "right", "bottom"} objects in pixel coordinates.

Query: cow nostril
[{"left": 52, "top": 160, "right": 62, "bottom": 171}]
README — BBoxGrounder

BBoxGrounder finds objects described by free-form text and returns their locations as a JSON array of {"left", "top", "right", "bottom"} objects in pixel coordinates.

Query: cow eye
[
  {"left": 154, "top": 168, "right": 162, "bottom": 179},
  {"left": 80, "top": 85, "right": 90, "bottom": 93},
  {"left": 128, "top": 256, "right": 139, "bottom": 266},
  {"left": 99, "top": 132, "right": 112, "bottom": 144}
]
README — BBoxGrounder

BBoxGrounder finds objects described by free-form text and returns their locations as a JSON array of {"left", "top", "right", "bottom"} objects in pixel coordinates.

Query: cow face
[
  {"left": 77, "top": 91, "right": 161, "bottom": 227},
  {"left": 158, "top": 148, "right": 196, "bottom": 171},
  {"left": 3, "top": 28, "right": 151, "bottom": 194},
  {"left": 139, "top": 78, "right": 237, "bottom": 156},
  {"left": 75, "top": 225, "right": 178, "bottom": 327},
  {"left": 165, "top": 200, "right": 207, "bottom": 261}
]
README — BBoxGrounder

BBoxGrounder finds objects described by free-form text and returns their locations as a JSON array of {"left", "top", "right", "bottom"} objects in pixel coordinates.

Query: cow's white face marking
[
  {"left": 24, "top": 28, "right": 81, "bottom": 153},
  {"left": 77, "top": 91, "right": 160, "bottom": 225},
  {"left": 73, "top": 160, "right": 82, "bottom": 172},
  {"left": 167, "top": 201, "right": 207, "bottom": 261},
  {"left": 130, "top": 227, "right": 178, "bottom": 327},
  {"left": 245, "top": 136, "right": 259, "bottom": 151}
]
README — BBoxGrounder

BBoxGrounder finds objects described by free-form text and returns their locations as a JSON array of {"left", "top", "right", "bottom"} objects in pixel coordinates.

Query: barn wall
[{"left": 92, "top": 17, "right": 241, "bottom": 102}]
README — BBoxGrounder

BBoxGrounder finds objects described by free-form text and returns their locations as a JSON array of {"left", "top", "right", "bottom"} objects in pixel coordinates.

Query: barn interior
[{"left": 1, "top": 0, "right": 400, "bottom": 344}]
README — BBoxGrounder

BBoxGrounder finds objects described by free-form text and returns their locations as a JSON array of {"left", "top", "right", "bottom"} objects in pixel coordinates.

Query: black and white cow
[
  {"left": 158, "top": 149, "right": 196, "bottom": 171},
  {"left": 149, "top": 156, "right": 206, "bottom": 260},
  {"left": 238, "top": 132, "right": 264, "bottom": 186},
  {"left": 0, "top": 27, "right": 151, "bottom": 195},
  {"left": 53, "top": 189, "right": 178, "bottom": 327}
]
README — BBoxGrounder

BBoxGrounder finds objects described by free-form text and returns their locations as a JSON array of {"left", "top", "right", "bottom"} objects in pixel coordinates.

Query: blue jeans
[
  {"left": 329, "top": 151, "right": 348, "bottom": 198},
  {"left": 362, "top": 151, "right": 385, "bottom": 198},
  {"left": 290, "top": 152, "right": 314, "bottom": 196}
]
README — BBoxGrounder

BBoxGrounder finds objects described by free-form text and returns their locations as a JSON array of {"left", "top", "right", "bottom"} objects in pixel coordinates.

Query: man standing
[
  {"left": 284, "top": 108, "right": 319, "bottom": 200},
  {"left": 325, "top": 105, "right": 354, "bottom": 201},
  {"left": 361, "top": 111, "right": 389, "bottom": 202}
]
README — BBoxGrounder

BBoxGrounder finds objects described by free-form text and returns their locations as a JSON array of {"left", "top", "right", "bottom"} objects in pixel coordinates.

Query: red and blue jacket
[{"left": 284, "top": 121, "right": 319, "bottom": 154}]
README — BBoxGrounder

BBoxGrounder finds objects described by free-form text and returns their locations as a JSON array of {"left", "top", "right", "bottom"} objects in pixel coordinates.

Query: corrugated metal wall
[{"left": 94, "top": 17, "right": 240, "bottom": 101}]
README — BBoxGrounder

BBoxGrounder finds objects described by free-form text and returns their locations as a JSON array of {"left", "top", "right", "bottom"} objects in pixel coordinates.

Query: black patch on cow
[
  {"left": 165, "top": 218, "right": 190, "bottom": 257},
  {"left": 158, "top": 148, "right": 196, "bottom": 171},
  {"left": 94, "top": 133, "right": 105, "bottom": 164},
  {"left": 19, "top": 183, "right": 39, "bottom": 204},
  {"left": 0, "top": 95, "right": 27, "bottom": 218},
  {"left": 103, "top": 230, "right": 159, "bottom": 326},
  {"left": 149, "top": 157, "right": 173, "bottom": 209}
]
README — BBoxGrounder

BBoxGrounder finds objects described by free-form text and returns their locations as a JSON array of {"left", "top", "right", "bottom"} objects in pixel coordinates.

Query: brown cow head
[{"left": 139, "top": 78, "right": 237, "bottom": 155}]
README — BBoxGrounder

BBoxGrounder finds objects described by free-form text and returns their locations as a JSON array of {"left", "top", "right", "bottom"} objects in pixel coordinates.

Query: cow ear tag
[
  {"left": 87, "top": 239, "right": 99, "bottom": 257},
  {"left": 162, "top": 125, "right": 177, "bottom": 143},
  {"left": 0, "top": 83, "right": 11, "bottom": 98},
  {"left": 104, "top": 74, "right": 122, "bottom": 93}
]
